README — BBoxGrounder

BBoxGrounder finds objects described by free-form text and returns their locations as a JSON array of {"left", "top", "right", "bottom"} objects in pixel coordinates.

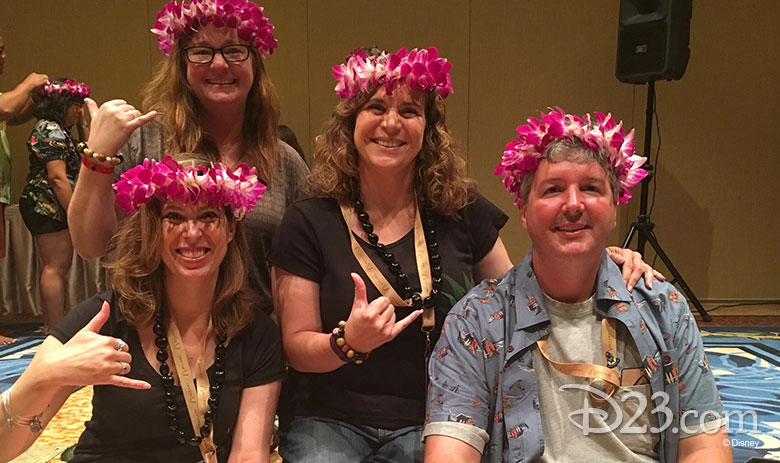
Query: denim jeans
[{"left": 278, "top": 416, "right": 424, "bottom": 463}]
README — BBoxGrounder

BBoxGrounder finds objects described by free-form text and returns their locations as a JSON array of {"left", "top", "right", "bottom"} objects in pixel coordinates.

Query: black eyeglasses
[{"left": 184, "top": 45, "right": 251, "bottom": 64}]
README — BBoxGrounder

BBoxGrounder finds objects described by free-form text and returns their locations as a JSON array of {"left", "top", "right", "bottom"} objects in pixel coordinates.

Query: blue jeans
[{"left": 279, "top": 416, "right": 424, "bottom": 463}]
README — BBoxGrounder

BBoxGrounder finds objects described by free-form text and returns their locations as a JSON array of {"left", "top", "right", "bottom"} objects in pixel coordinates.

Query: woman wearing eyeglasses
[{"left": 68, "top": 0, "right": 308, "bottom": 315}]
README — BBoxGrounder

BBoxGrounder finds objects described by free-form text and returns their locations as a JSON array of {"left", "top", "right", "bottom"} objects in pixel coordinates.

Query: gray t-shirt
[
  {"left": 117, "top": 121, "right": 309, "bottom": 313},
  {"left": 533, "top": 295, "right": 659, "bottom": 462}
]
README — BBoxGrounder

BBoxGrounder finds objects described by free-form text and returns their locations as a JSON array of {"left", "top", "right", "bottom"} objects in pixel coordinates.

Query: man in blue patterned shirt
[{"left": 424, "top": 109, "right": 730, "bottom": 463}]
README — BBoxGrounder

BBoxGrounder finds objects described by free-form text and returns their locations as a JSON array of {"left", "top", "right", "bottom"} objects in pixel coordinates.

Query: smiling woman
[
  {"left": 67, "top": 0, "right": 309, "bottom": 317},
  {"left": 0, "top": 153, "right": 284, "bottom": 463},
  {"left": 268, "top": 46, "right": 513, "bottom": 462}
]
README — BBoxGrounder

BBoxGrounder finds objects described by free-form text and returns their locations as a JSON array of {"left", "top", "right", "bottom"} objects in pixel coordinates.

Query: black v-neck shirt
[
  {"left": 269, "top": 194, "right": 507, "bottom": 430},
  {"left": 51, "top": 291, "right": 284, "bottom": 462}
]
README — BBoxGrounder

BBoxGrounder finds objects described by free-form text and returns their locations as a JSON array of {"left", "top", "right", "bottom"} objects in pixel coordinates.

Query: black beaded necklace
[
  {"left": 153, "top": 311, "right": 227, "bottom": 447},
  {"left": 352, "top": 197, "right": 442, "bottom": 310}
]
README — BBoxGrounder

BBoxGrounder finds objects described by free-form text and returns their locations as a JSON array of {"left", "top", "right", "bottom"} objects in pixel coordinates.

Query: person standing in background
[
  {"left": 0, "top": 30, "right": 48, "bottom": 344},
  {"left": 19, "top": 79, "right": 89, "bottom": 334}
]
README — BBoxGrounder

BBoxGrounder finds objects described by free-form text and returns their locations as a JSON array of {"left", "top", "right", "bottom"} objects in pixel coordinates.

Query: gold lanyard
[
  {"left": 339, "top": 203, "right": 435, "bottom": 330},
  {"left": 168, "top": 317, "right": 218, "bottom": 463},
  {"left": 536, "top": 317, "right": 620, "bottom": 402}
]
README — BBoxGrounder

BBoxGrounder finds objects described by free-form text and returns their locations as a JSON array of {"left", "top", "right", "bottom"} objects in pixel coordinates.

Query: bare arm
[
  {"left": 424, "top": 435, "right": 481, "bottom": 463},
  {"left": 44, "top": 159, "right": 72, "bottom": 212},
  {"left": 677, "top": 426, "right": 732, "bottom": 463},
  {"left": 0, "top": 303, "right": 149, "bottom": 461},
  {"left": 226, "top": 380, "right": 282, "bottom": 463},
  {"left": 272, "top": 267, "right": 421, "bottom": 373},
  {"left": 473, "top": 237, "right": 512, "bottom": 282},
  {"left": 6, "top": 98, "right": 35, "bottom": 125},
  {"left": 272, "top": 267, "right": 342, "bottom": 373},
  {"left": 0, "top": 73, "right": 48, "bottom": 122},
  {"left": 68, "top": 98, "right": 156, "bottom": 259}
]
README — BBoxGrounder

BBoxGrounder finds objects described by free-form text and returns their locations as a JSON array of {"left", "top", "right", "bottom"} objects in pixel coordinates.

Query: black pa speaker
[{"left": 616, "top": 0, "right": 692, "bottom": 83}]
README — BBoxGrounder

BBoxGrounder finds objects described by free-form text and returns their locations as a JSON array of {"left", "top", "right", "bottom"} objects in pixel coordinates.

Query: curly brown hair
[
  {"left": 304, "top": 87, "right": 475, "bottom": 217},
  {"left": 105, "top": 154, "right": 254, "bottom": 338},
  {"left": 140, "top": 39, "right": 280, "bottom": 182}
]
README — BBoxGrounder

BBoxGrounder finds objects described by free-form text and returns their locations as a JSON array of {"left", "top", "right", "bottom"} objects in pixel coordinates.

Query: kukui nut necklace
[
  {"left": 339, "top": 196, "right": 442, "bottom": 360},
  {"left": 154, "top": 311, "right": 226, "bottom": 462}
]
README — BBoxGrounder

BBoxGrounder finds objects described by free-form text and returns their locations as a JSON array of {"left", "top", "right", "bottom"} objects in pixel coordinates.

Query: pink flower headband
[
  {"left": 152, "top": 0, "right": 277, "bottom": 57},
  {"left": 43, "top": 80, "right": 91, "bottom": 99},
  {"left": 332, "top": 46, "right": 453, "bottom": 99},
  {"left": 494, "top": 108, "right": 648, "bottom": 205},
  {"left": 113, "top": 155, "right": 266, "bottom": 220}
]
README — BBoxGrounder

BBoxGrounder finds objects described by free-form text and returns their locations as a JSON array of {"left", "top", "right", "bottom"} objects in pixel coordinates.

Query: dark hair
[
  {"left": 32, "top": 78, "right": 84, "bottom": 127},
  {"left": 278, "top": 124, "right": 306, "bottom": 164}
]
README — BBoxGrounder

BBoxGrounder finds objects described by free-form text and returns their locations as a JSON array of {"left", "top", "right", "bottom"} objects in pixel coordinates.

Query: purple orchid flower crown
[
  {"left": 43, "top": 80, "right": 91, "bottom": 99},
  {"left": 494, "top": 108, "right": 648, "bottom": 205},
  {"left": 113, "top": 156, "right": 266, "bottom": 220},
  {"left": 332, "top": 46, "right": 453, "bottom": 99},
  {"left": 151, "top": 0, "right": 277, "bottom": 57}
]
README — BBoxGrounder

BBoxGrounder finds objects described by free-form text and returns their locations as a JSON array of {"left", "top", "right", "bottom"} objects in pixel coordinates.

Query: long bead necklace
[
  {"left": 153, "top": 311, "right": 227, "bottom": 447},
  {"left": 352, "top": 197, "right": 442, "bottom": 311}
]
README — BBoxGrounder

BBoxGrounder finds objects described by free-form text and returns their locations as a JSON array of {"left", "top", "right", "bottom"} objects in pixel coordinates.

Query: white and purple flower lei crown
[
  {"left": 152, "top": 0, "right": 277, "bottom": 57},
  {"left": 113, "top": 155, "right": 266, "bottom": 220},
  {"left": 494, "top": 108, "right": 648, "bottom": 205},
  {"left": 332, "top": 46, "right": 453, "bottom": 99},
  {"left": 43, "top": 80, "right": 91, "bottom": 99}
]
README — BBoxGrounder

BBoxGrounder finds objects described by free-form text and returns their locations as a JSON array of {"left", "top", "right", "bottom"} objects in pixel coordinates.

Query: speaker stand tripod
[{"left": 622, "top": 81, "right": 711, "bottom": 322}]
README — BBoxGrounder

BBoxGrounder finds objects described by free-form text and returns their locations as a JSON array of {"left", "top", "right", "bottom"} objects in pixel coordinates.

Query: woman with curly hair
[
  {"left": 68, "top": 0, "right": 307, "bottom": 315},
  {"left": 1, "top": 153, "right": 283, "bottom": 463},
  {"left": 19, "top": 79, "right": 89, "bottom": 333}
]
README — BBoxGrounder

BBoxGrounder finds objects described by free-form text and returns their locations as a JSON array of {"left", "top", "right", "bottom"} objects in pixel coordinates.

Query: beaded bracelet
[
  {"left": 1, "top": 388, "right": 43, "bottom": 433},
  {"left": 76, "top": 142, "right": 123, "bottom": 167},
  {"left": 330, "top": 320, "right": 369, "bottom": 365}
]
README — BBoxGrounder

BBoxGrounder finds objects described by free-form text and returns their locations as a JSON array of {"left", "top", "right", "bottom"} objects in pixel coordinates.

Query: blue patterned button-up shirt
[{"left": 424, "top": 251, "right": 724, "bottom": 463}]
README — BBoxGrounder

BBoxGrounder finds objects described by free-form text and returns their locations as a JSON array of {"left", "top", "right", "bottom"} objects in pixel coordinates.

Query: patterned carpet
[{"left": 2, "top": 329, "right": 778, "bottom": 463}]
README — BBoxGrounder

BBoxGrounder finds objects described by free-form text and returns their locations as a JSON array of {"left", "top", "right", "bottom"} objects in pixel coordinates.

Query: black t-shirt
[
  {"left": 268, "top": 194, "right": 508, "bottom": 430},
  {"left": 50, "top": 291, "right": 285, "bottom": 463}
]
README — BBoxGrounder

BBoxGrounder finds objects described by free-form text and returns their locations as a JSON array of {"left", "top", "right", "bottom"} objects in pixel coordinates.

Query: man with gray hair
[{"left": 423, "top": 109, "right": 730, "bottom": 462}]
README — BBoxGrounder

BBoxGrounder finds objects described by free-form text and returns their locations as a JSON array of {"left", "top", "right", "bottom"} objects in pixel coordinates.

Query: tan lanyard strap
[
  {"left": 168, "top": 317, "right": 218, "bottom": 463},
  {"left": 536, "top": 317, "right": 620, "bottom": 399},
  {"left": 339, "top": 203, "right": 435, "bottom": 330}
]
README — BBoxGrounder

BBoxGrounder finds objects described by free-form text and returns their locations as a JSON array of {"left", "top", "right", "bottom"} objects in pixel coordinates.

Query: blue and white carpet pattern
[{"left": 1, "top": 330, "right": 778, "bottom": 462}]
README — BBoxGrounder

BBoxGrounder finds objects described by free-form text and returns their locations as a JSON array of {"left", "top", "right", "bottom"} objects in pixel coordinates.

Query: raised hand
[
  {"left": 343, "top": 273, "right": 422, "bottom": 354},
  {"left": 23, "top": 73, "right": 49, "bottom": 92},
  {"left": 43, "top": 302, "right": 150, "bottom": 390},
  {"left": 84, "top": 98, "right": 157, "bottom": 157}
]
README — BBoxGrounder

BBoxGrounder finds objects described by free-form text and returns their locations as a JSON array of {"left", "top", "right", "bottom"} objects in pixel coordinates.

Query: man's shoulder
[
  {"left": 630, "top": 277, "right": 691, "bottom": 326},
  {"left": 444, "top": 266, "right": 527, "bottom": 331}
]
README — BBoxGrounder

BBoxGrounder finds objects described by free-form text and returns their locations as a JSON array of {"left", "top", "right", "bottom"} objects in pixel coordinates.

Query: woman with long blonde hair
[{"left": 68, "top": 0, "right": 307, "bottom": 315}]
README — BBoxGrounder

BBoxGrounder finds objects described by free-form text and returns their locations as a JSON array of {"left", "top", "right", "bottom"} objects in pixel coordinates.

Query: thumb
[
  {"left": 351, "top": 273, "right": 368, "bottom": 308},
  {"left": 84, "top": 98, "right": 99, "bottom": 120},
  {"left": 82, "top": 301, "right": 110, "bottom": 334}
]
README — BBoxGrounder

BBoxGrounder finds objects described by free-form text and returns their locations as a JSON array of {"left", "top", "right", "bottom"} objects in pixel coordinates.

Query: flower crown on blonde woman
[
  {"left": 113, "top": 155, "right": 266, "bottom": 220},
  {"left": 332, "top": 46, "right": 453, "bottom": 99},
  {"left": 151, "top": 0, "right": 277, "bottom": 57},
  {"left": 43, "top": 80, "right": 91, "bottom": 99},
  {"left": 494, "top": 107, "right": 648, "bottom": 205}
]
